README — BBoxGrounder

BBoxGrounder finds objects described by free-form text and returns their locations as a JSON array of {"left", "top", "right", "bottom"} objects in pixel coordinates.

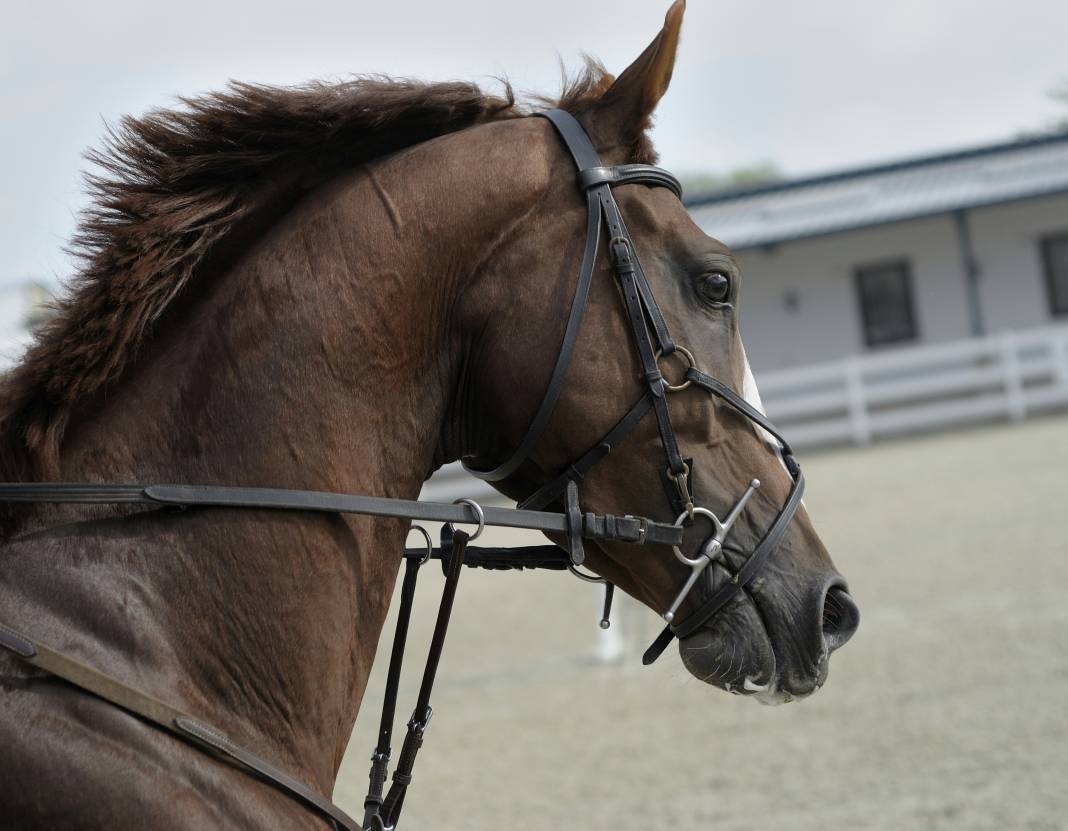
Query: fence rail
[
  {"left": 758, "top": 324, "right": 1068, "bottom": 449},
  {"left": 422, "top": 324, "right": 1068, "bottom": 501}
]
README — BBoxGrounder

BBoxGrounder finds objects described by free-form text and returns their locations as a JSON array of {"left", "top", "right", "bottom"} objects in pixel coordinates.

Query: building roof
[{"left": 685, "top": 130, "right": 1068, "bottom": 249}]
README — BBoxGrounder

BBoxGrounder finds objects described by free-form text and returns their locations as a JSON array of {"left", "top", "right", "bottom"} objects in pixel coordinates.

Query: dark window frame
[
  {"left": 853, "top": 258, "right": 919, "bottom": 348},
  {"left": 1040, "top": 231, "right": 1068, "bottom": 318}
]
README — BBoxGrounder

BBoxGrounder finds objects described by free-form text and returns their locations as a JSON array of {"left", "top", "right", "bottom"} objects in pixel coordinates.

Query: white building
[
  {"left": 687, "top": 130, "right": 1068, "bottom": 374},
  {"left": 0, "top": 282, "right": 50, "bottom": 367}
]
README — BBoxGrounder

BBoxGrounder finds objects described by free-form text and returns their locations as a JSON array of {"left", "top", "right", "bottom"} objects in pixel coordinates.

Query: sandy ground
[{"left": 334, "top": 414, "right": 1068, "bottom": 830}]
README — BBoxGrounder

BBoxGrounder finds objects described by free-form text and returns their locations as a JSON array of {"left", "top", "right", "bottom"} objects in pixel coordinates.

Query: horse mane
[{"left": 0, "top": 61, "right": 630, "bottom": 481}]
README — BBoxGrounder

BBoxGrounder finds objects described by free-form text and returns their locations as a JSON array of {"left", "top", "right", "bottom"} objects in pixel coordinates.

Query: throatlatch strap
[{"left": 0, "top": 624, "right": 360, "bottom": 831}]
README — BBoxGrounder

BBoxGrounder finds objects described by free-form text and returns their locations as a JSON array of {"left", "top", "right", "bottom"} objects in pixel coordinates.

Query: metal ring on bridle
[
  {"left": 671, "top": 506, "right": 724, "bottom": 567},
  {"left": 406, "top": 524, "right": 434, "bottom": 565},
  {"left": 449, "top": 498, "right": 485, "bottom": 541},
  {"left": 654, "top": 345, "right": 695, "bottom": 392}
]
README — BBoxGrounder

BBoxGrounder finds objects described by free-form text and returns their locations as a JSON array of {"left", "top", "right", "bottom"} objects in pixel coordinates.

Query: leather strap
[
  {"left": 564, "top": 480, "right": 585, "bottom": 565},
  {"left": 403, "top": 544, "right": 570, "bottom": 571},
  {"left": 378, "top": 529, "right": 469, "bottom": 829},
  {"left": 685, "top": 368, "right": 795, "bottom": 457},
  {"left": 671, "top": 469, "right": 805, "bottom": 640},
  {"left": 0, "top": 623, "right": 359, "bottom": 831},
  {"left": 642, "top": 468, "right": 806, "bottom": 666},
  {"left": 363, "top": 556, "right": 422, "bottom": 829},
  {"left": 578, "top": 165, "right": 683, "bottom": 198},
  {"left": 461, "top": 188, "right": 602, "bottom": 482},
  {"left": 462, "top": 108, "right": 684, "bottom": 490},
  {"left": 519, "top": 394, "right": 653, "bottom": 512},
  {"left": 0, "top": 483, "right": 683, "bottom": 548},
  {"left": 639, "top": 371, "right": 808, "bottom": 665}
]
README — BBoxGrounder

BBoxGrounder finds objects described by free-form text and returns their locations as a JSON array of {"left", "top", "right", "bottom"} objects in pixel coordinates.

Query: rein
[{"left": 0, "top": 109, "right": 805, "bottom": 829}]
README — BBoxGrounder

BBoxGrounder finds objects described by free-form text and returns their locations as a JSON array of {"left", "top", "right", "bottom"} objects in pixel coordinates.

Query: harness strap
[
  {"left": 519, "top": 394, "right": 652, "bottom": 512},
  {"left": 0, "top": 624, "right": 360, "bottom": 831},
  {"left": 578, "top": 164, "right": 683, "bottom": 198},
  {"left": 599, "top": 179, "right": 687, "bottom": 482},
  {"left": 460, "top": 105, "right": 605, "bottom": 483},
  {"left": 0, "top": 483, "right": 683, "bottom": 548},
  {"left": 642, "top": 468, "right": 806, "bottom": 665},
  {"left": 403, "top": 543, "right": 570, "bottom": 571},
  {"left": 640, "top": 371, "right": 809, "bottom": 665},
  {"left": 362, "top": 555, "right": 423, "bottom": 830},
  {"left": 564, "top": 480, "right": 585, "bottom": 565},
  {"left": 685, "top": 368, "right": 796, "bottom": 457},
  {"left": 378, "top": 529, "right": 469, "bottom": 830},
  {"left": 462, "top": 107, "right": 685, "bottom": 491},
  {"left": 461, "top": 187, "right": 601, "bottom": 483}
]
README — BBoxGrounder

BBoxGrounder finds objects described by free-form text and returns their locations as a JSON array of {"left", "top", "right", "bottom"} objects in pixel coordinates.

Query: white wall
[
  {"left": 722, "top": 193, "right": 1068, "bottom": 374},
  {"left": 970, "top": 192, "right": 1068, "bottom": 333}
]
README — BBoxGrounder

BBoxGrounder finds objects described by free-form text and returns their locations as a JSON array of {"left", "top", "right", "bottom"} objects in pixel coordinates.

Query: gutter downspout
[{"left": 953, "top": 209, "right": 985, "bottom": 337}]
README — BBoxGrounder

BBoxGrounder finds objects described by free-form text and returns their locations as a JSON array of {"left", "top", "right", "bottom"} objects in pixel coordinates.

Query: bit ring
[
  {"left": 671, "top": 506, "right": 725, "bottom": 567},
  {"left": 449, "top": 498, "right": 485, "bottom": 541}
]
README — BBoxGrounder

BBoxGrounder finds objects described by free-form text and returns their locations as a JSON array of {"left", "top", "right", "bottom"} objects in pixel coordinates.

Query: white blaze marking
[
  {"left": 740, "top": 344, "right": 795, "bottom": 480},
  {"left": 740, "top": 344, "right": 777, "bottom": 450}
]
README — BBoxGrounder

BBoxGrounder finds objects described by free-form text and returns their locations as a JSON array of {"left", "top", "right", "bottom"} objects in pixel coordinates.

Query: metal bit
[{"left": 663, "top": 479, "right": 761, "bottom": 623}]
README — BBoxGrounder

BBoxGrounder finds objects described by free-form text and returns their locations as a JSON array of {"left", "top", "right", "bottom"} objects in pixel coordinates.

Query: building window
[
  {"left": 854, "top": 260, "right": 918, "bottom": 347},
  {"left": 1041, "top": 233, "right": 1068, "bottom": 317}
]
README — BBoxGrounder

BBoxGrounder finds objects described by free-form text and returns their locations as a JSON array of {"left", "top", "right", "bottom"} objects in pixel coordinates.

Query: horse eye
[{"left": 695, "top": 272, "right": 731, "bottom": 305}]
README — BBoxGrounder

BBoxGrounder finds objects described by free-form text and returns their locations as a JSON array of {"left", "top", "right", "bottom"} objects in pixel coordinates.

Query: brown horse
[{"left": 0, "top": 3, "right": 856, "bottom": 827}]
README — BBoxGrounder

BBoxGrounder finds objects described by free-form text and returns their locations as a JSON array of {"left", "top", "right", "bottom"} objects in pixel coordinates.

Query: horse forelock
[{"left": 0, "top": 60, "right": 643, "bottom": 486}]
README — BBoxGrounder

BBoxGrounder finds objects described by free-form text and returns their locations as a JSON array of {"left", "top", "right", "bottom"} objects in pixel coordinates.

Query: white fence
[
  {"left": 423, "top": 323, "right": 1068, "bottom": 501},
  {"left": 2, "top": 318, "right": 1063, "bottom": 501},
  {"left": 758, "top": 324, "right": 1068, "bottom": 449}
]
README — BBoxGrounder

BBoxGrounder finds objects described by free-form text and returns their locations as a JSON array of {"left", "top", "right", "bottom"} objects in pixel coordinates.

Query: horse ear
[{"left": 589, "top": 0, "right": 685, "bottom": 153}]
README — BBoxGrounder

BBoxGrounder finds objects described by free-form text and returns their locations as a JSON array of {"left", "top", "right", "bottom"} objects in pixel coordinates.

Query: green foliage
[
  {"left": 677, "top": 162, "right": 783, "bottom": 197},
  {"left": 1052, "top": 80, "right": 1068, "bottom": 129}
]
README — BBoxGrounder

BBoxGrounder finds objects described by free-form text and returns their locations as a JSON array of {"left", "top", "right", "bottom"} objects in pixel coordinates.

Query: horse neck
[{"left": 22, "top": 160, "right": 480, "bottom": 788}]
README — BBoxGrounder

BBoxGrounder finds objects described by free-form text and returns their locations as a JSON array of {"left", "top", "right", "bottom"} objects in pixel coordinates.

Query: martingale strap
[
  {"left": 0, "top": 623, "right": 361, "bottom": 831},
  {"left": 364, "top": 528, "right": 470, "bottom": 831}
]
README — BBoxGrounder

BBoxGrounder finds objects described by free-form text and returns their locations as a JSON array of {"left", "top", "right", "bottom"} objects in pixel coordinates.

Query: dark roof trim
[
  {"left": 729, "top": 186, "right": 1068, "bottom": 252},
  {"left": 684, "top": 130, "right": 1068, "bottom": 209}
]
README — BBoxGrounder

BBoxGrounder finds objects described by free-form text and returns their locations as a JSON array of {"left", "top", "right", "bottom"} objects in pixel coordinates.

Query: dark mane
[{"left": 0, "top": 62, "right": 627, "bottom": 481}]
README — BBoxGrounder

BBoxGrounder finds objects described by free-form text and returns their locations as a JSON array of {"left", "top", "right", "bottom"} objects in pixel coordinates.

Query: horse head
[{"left": 458, "top": 1, "right": 858, "bottom": 701}]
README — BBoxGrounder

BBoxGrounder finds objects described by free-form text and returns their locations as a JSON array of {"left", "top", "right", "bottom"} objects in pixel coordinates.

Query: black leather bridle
[
  {"left": 465, "top": 109, "right": 805, "bottom": 665},
  {"left": 0, "top": 109, "right": 804, "bottom": 830}
]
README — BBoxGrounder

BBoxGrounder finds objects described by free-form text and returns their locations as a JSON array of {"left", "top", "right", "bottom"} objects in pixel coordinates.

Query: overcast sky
[{"left": 2, "top": 0, "right": 1066, "bottom": 288}]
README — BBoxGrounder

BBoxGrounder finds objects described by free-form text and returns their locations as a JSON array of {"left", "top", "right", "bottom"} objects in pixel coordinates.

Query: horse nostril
[{"left": 821, "top": 585, "right": 859, "bottom": 652}]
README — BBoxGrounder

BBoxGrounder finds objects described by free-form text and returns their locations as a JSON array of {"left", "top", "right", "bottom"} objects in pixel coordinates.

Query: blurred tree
[
  {"left": 1052, "top": 80, "right": 1068, "bottom": 129},
  {"left": 677, "top": 162, "right": 782, "bottom": 197}
]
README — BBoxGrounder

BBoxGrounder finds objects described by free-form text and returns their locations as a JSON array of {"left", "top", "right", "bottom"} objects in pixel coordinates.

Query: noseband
[
  {"left": 0, "top": 110, "right": 804, "bottom": 829},
  {"left": 464, "top": 109, "right": 805, "bottom": 664}
]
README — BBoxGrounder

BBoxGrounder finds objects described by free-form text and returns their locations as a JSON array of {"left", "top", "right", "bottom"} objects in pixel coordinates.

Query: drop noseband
[{"left": 0, "top": 110, "right": 804, "bottom": 829}]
